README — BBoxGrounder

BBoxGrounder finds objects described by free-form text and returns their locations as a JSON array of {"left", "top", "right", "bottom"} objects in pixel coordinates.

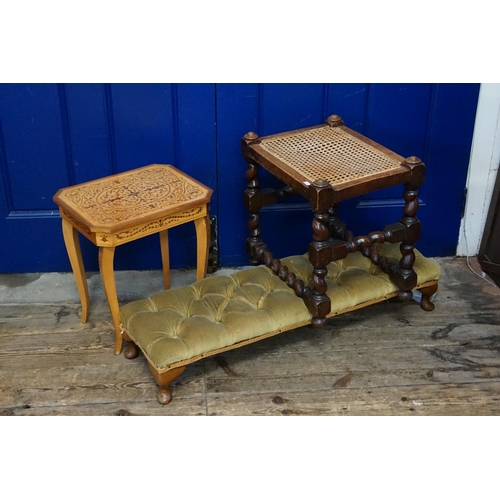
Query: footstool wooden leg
[
  {"left": 419, "top": 282, "right": 438, "bottom": 311},
  {"left": 148, "top": 364, "right": 186, "bottom": 405},
  {"left": 61, "top": 218, "right": 90, "bottom": 323},
  {"left": 194, "top": 214, "right": 210, "bottom": 281},
  {"left": 159, "top": 229, "right": 171, "bottom": 289},
  {"left": 98, "top": 246, "right": 123, "bottom": 355},
  {"left": 123, "top": 332, "right": 140, "bottom": 359}
]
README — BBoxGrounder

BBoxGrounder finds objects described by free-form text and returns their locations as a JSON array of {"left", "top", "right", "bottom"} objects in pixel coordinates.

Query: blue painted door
[
  {"left": 0, "top": 83, "right": 479, "bottom": 273},
  {"left": 0, "top": 84, "right": 217, "bottom": 272}
]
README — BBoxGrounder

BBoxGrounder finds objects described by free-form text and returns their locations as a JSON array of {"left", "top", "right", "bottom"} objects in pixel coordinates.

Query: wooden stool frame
[{"left": 241, "top": 115, "right": 427, "bottom": 327}]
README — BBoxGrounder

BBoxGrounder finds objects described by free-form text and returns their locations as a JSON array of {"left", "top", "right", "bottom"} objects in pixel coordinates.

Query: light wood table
[{"left": 53, "top": 164, "right": 213, "bottom": 354}]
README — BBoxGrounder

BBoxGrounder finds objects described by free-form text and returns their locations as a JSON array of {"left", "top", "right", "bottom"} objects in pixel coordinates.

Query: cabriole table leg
[
  {"left": 61, "top": 218, "right": 89, "bottom": 323},
  {"left": 98, "top": 246, "right": 122, "bottom": 355},
  {"left": 159, "top": 229, "right": 171, "bottom": 290},
  {"left": 194, "top": 214, "right": 210, "bottom": 281}
]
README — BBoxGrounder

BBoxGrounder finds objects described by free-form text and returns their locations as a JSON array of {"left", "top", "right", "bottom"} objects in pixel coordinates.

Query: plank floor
[{"left": 1, "top": 257, "right": 500, "bottom": 416}]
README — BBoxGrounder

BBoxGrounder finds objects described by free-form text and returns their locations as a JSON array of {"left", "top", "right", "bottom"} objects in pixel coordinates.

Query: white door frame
[{"left": 456, "top": 83, "right": 500, "bottom": 256}]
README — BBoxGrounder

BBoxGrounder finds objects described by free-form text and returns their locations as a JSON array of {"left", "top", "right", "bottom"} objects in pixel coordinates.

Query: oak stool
[
  {"left": 241, "top": 115, "right": 428, "bottom": 326},
  {"left": 53, "top": 164, "right": 213, "bottom": 354}
]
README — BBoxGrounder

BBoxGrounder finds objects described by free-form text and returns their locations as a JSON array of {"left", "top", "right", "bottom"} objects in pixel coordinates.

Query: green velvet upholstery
[{"left": 120, "top": 243, "right": 441, "bottom": 371}]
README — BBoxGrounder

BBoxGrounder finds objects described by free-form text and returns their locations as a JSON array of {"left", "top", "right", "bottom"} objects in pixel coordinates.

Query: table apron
[{"left": 60, "top": 205, "right": 208, "bottom": 247}]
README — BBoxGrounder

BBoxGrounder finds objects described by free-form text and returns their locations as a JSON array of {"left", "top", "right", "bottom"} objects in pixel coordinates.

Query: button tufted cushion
[{"left": 120, "top": 243, "right": 441, "bottom": 371}]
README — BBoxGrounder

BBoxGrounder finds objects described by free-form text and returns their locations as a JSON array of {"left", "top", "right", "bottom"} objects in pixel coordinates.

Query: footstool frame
[
  {"left": 120, "top": 247, "right": 440, "bottom": 405},
  {"left": 123, "top": 281, "right": 438, "bottom": 405}
]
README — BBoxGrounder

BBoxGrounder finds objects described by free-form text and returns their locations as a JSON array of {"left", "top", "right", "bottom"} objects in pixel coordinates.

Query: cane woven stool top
[{"left": 242, "top": 115, "right": 417, "bottom": 204}]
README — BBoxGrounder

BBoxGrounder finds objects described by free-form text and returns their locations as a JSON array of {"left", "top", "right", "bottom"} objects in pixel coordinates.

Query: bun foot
[
  {"left": 148, "top": 364, "right": 186, "bottom": 405},
  {"left": 157, "top": 388, "right": 173, "bottom": 405},
  {"left": 421, "top": 297, "right": 435, "bottom": 311},
  {"left": 398, "top": 290, "right": 413, "bottom": 303},
  {"left": 311, "top": 316, "right": 327, "bottom": 328},
  {"left": 124, "top": 342, "right": 139, "bottom": 359}
]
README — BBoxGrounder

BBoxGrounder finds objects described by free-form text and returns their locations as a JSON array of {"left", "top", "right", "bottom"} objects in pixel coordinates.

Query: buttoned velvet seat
[{"left": 119, "top": 243, "right": 441, "bottom": 404}]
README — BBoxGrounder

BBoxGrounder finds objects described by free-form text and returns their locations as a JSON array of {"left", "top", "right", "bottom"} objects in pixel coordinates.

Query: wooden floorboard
[{"left": 1, "top": 257, "right": 500, "bottom": 416}]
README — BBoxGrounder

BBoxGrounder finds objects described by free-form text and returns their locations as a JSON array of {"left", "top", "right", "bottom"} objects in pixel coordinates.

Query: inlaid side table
[
  {"left": 53, "top": 164, "right": 213, "bottom": 354},
  {"left": 241, "top": 115, "right": 426, "bottom": 327}
]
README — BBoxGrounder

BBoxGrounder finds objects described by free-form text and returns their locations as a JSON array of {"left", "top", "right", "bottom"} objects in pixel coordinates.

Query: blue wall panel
[
  {"left": 0, "top": 83, "right": 480, "bottom": 273},
  {"left": 109, "top": 83, "right": 177, "bottom": 173},
  {"left": 337, "top": 83, "right": 435, "bottom": 233},
  {"left": 324, "top": 83, "right": 368, "bottom": 134},
  {"left": 0, "top": 83, "right": 216, "bottom": 273},
  {"left": 214, "top": 83, "right": 260, "bottom": 264},
  {"left": 259, "top": 84, "right": 325, "bottom": 135},
  {"left": 0, "top": 84, "right": 70, "bottom": 212},
  {"left": 65, "top": 83, "right": 116, "bottom": 183},
  {"left": 418, "top": 83, "right": 481, "bottom": 255}
]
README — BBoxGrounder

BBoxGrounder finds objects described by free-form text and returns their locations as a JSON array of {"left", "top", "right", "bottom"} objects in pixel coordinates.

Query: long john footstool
[
  {"left": 120, "top": 244, "right": 440, "bottom": 405},
  {"left": 53, "top": 164, "right": 212, "bottom": 354}
]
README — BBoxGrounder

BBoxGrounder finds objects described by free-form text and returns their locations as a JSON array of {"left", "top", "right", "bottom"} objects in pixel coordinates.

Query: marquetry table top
[{"left": 53, "top": 164, "right": 213, "bottom": 233}]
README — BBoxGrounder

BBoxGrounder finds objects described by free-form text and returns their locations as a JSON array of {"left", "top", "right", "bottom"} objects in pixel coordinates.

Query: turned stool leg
[
  {"left": 244, "top": 160, "right": 268, "bottom": 264},
  {"left": 148, "top": 364, "right": 186, "bottom": 405},
  {"left": 328, "top": 204, "right": 348, "bottom": 240},
  {"left": 306, "top": 179, "right": 335, "bottom": 327},
  {"left": 243, "top": 133, "right": 269, "bottom": 265},
  {"left": 391, "top": 156, "right": 425, "bottom": 302},
  {"left": 398, "top": 184, "right": 419, "bottom": 302},
  {"left": 309, "top": 209, "right": 332, "bottom": 327}
]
